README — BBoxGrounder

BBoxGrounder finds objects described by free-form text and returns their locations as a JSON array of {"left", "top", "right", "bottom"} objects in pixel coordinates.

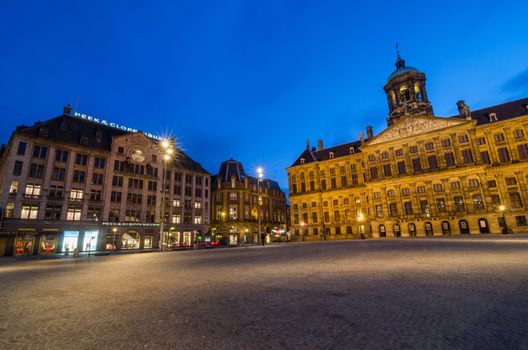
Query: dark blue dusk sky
[{"left": 2, "top": 1, "right": 528, "bottom": 189}]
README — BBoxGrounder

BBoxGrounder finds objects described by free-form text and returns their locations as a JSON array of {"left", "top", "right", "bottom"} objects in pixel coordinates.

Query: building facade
[
  {"left": 288, "top": 55, "right": 528, "bottom": 241},
  {"left": 0, "top": 106, "right": 210, "bottom": 256},
  {"left": 211, "top": 159, "right": 288, "bottom": 244}
]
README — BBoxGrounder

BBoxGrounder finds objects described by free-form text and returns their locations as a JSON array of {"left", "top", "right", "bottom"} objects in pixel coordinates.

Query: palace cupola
[{"left": 383, "top": 49, "right": 433, "bottom": 126}]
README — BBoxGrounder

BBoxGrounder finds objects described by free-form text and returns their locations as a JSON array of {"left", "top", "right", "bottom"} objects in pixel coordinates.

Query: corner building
[
  {"left": 211, "top": 159, "right": 288, "bottom": 244},
  {"left": 0, "top": 106, "right": 210, "bottom": 256},
  {"left": 288, "top": 55, "right": 528, "bottom": 240}
]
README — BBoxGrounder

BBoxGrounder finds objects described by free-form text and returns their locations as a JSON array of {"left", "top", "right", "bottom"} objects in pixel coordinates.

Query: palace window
[
  {"left": 412, "top": 159, "right": 422, "bottom": 172},
  {"left": 505, "top": 177, "right": 517, "bottom": 186},
  {"left": 33, "top": 145, "right": 48, "bottom": 159},
  {"left": 383, "top": 164, "right": 392, "bottom": 177},
  {"left": 433, "top": 184, "right": 443, "bottom": 192},
  {"left": 417, "top": 186, "right": 426, "bottom": 194},
  {"left": 462, "top": 149, "right": 473, "bottom": 163},
  {"left": 29, "top": 163, "right": 45, "bottom": 178},
  {"left": 387, "top": 190, "right": 395, "bottom": 198},
  {"left": 441, "top": 139, "right": 451, "bottom": 147},
  {"left": 13, "top": 160, "right": 23, "bottom": 176},
  {"left": 488, "top": 180, "right": 497, "bottom": 188},
  {"left": 494, "top": 133, "right": 505, "bottom": 142},
  {"left": 481, "top": 151, "right": 491, "bottom": 164},
  {"left": 514, "top": 129, "right": 524, "bottom": 139},
  {"left": 55, "top": 149, "right": 69, "bottom": 162},
  {"left": 397, "top": 161, "right": 406, "bottom": 175},
  {"left": 445, "top": 152, "right": 456, "bottom": 166},
  {"left": 404, "top": 202, "right": 413, "bottom": 215},
  {"left": 451, "top": 181, "right": 461, "bottom": 190},
  {"left": 425, "top": 142, "right": 434, "bottom": 151},
  {"left": 459, "top": 135, "right": 469, "bottom": 143},
  {"left": 67, "top": 206, "right": 82, "bottom": 221},
  {"left": 401, "top": 188, "right": 410, "bottom": 196},
  {"left": 395, "top": 149, "right": 403, "bottom": 157},
  {"left": 436, "top": 198, "right": 446, "bottom": 213},
  {"left": 472, "top": 195, "right": 485, "bottom": 210},
  {"left": 518, "top": 144, "right": 528, "bottom": 159},
  {"left": 468, "top": 179, "right": 479, "bottom": 188},
  {"left": 454, "top": 196, "right": 465, "bottom": 211},
  {"left": 477, "top": 137, "right": 486, "bottom": 145},
  {"left": 428, "top": 156, "right": 438, "bottom": 169},
  {"left": 498, "top": 148, "right": 510, "bottom": 163},
  {"left": 409, "top": 146, "right": 418, "bottom": 154},
  {"left": 510, "top": 192, "right": 523, "bottom": 208},
  {"left": 17, "top": 141, "right": 27, "bottom": 155}
]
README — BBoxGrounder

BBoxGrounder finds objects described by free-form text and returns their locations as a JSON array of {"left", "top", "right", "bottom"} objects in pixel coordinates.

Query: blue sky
[{"left": 1, "top": 0, "right": 528, "bottom": 190}]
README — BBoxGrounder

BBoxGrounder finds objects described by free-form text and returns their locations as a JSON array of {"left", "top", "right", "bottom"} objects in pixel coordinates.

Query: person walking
[{"left": 261, "top": 233, "right": 265, "bottom": 246}]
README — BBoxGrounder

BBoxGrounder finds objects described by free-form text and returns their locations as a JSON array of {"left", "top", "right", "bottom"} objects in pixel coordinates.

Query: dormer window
[
  {"left": 349, "top": 147, "right": 355, "bottom": 154},
  {"left": 95, "top": 129, "right": 102, "bottom": 143},
  {"left": 329, "top": 152, "right": 335, "bottom": 159},
  {"left": 300, "top": 158, "right": 305, "bottom": 164},
  {"left": 38, "top": 127, "right": 49, "bottom": 137},
  {"left": 80, "top": 136, "right": 88, "bottom": 146},
  {"left": 488, "top": 113, "right": 498, "bottom": 122}
]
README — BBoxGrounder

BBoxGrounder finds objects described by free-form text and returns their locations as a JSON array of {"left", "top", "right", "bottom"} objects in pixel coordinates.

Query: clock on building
[{"left": 131, "top": 149, "right": 145, "bottom": 163}]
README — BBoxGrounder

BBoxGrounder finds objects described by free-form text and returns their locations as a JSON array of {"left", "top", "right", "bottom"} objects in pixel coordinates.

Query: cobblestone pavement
[{"left": 1, "top": 235, "right": 528, "bottom": 350}]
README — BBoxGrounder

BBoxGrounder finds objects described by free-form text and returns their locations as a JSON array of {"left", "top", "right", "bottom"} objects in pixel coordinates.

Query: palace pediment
[{"left": 366, "top": 116, "right": 469, "bottom": 146}]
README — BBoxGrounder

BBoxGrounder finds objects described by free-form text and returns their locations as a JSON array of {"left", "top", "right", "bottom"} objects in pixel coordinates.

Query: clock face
[{"left": 131, "top": 149, "right": 145, "bottom": 163}]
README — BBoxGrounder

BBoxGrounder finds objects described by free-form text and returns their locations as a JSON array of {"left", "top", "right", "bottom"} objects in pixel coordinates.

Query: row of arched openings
[{"left": 378, "top": 219, "right": 490, "bottom": 237}]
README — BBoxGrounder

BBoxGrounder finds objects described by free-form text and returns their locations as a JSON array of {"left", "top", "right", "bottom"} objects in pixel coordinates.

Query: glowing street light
[
  {"left": 257, "top": 167, "right": 264, "bottom": 245},
  {"left": 159, "top": 139, "right": 175, "bottom": 251}
]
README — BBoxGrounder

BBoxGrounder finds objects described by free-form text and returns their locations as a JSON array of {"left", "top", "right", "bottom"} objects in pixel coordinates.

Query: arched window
[
  {"left": 408, "top": 223, "right": 416, "bottom": 236},
  {"left": 414, "top": 83, "right": 423, "bottom": 101},
  {"left": 399, "top": 84, "right": 411, "bottom": 102},
  {"left": 379, "top": 224, "right": 386, "bottom": 238},
  {"left": 441, "top": 221, "right": 451, "bottom": 235},
  {"left": 424, "top": 222, "right": 433, "bottom": 235}
]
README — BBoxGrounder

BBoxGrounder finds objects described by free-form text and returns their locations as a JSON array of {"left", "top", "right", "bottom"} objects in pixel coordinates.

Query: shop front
[
  {"left": 62, "top": 231, "right": 79, "bottom": 253},
  {"left": 39, "top": 231, "right": 58, "bottom": 254},
  {"left": 83, "top": 230, "right": 99, "bottom": 252},
  {"left": 15, "top": 231, "right": 36, "bottom": 256},
  {"left": 122, "top": 230, "right": 140, "bottom": 249}
]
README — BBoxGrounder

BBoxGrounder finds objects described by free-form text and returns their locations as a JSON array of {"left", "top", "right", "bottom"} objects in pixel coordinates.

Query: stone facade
[
  {"left": 210, "top": 159, "right": 288, "bottom": 244},
  {"left": 0, "top": 106, "right": 210, "bottom": 255},
  {"left": 288, "top": 56, "right": 528, "bottom": 241}
]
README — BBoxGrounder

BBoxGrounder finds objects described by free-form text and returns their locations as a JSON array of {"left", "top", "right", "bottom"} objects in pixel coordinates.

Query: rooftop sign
[{"left": 73, "top": 112, "right": 162, "bottom": 140}]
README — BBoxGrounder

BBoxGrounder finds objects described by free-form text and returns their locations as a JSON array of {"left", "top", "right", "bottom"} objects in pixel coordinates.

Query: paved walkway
[{"left": 1, "top": 235, "right": 527, "bottom": 349}]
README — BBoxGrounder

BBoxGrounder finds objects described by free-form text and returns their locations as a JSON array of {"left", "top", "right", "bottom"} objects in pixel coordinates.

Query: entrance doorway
[
  {"left": 424, "top": 222, "right": 433, "bottom": 236},
  {"left": 408, "top": 223, "right": 416, "bottom": 237},
  {"left": 441, "top": 221, "right": 451, "bottom": 235},
  {"left": 379, "top": 224, "right": 386, "bottom": 238},
  {"left": 478, "top": 218, "right": 490, "bottom": 234},
  {"left": 394, "top": 224, "right": 401, "bottom": 237},
  {"left": 459, "top": 220, "right": 470, "bottom": 234}
]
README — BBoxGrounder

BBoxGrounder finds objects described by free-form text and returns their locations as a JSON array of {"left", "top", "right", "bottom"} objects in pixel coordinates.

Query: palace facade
[
  {"left": 0, "top": 106, "right": 210, "bottom": 256},
  {"left": 288, "top": 54, "right": 528, "bottom": 241},
  {"left": 211, "top": 159, "right": 288, "bottom": 245}
]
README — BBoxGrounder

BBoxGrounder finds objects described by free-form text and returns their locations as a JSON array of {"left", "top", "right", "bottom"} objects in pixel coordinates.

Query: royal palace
[{"left": 287, "top": 54, "right": 528, "bottom": 240}]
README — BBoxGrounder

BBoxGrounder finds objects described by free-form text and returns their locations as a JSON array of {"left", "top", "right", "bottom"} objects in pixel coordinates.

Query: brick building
[
  {"left": 288, "top": 54, "right": 528, "bottom": 240},
  {"left": 211, "top": 159, "right": 288, "bottom": 244},
  {"left": 0, "top": 106, "right": 210, "bottom": 255}
]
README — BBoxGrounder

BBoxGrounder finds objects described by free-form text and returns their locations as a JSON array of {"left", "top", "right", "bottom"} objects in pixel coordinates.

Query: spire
[{"left": 395, "top": 43, "right": 406, "bottom": 70}]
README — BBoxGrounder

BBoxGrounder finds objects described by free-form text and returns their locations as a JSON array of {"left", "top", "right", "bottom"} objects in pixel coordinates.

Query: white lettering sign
[{"left": 74, "top": 112, "right": 162, "bottom": 140}]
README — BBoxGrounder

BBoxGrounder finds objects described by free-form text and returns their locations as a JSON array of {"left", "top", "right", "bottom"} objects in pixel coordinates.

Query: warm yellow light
[
  {"left": 161, "top": 140, "right": 170, "bottom": 149},
  {"left": 300, "top": 222, "right": 305, "bottom": 227},
  {"left": 163, "top": 154, "right": 171, "bottom": 161},
  {"left": 499, "top": 205, "right": 506, "bottom": 212},
  {"left": 112, "top": 227, "right": 117, "bottom": 233},
  {"left": 166, "top": 148, "right": 174, "bottom": 155},
  {"left": 357, "top": 213, "right": 364, "bottom": 221},
  {"left": 257, "top": 167, "right": 263, "bottom": 178}
]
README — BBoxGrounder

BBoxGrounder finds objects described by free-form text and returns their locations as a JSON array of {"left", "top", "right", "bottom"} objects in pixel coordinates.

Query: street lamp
[
  {"left": 498, "top": 204, "right": 508, "bottom": 234},
  {"left": 357, "top": 211, "right": 365, "bottom": 239},
  {"left": 257, "top": 167, "right": 263, "bottom": 245},
  {"left": 112, "top": 227, "right": 117, "bottom": 252},
  {"left": 159, "top": 139, "right": 174, "bottom": 251},
  {"left": 300, "top": 221, "right": 305, "bottom": 242}
]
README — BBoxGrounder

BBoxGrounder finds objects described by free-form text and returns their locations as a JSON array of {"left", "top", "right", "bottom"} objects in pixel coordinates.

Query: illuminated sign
[
  {"left": 101, "top": 222, "right": 160, "bottom": 227},
  {"left": 74, "top": 112, "right": 162, "bottom": 140}
]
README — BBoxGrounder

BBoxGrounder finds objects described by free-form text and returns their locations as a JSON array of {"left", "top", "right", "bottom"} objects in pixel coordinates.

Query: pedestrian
[{"left": 261, "top": 233, "right": 265, "bottom": 246}]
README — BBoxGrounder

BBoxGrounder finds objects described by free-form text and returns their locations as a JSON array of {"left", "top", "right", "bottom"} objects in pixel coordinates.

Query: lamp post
[
  {"left": 300, "top": 222, "right": 305, "bottom": 242},
  {"left": 498, "top": 204, "right": 508, "bottom": 234},
  {"left": 257, "top": 167, "right": 263, "bottom": 245},
  {"left": 357, "top": 211, "right": 365, "bottom": 239},
  {"left": 112, "top": 227, "right": 117, "bottom": 253},
  {"left": 159, "top": 139, "right": 174, "bottom": 251}
]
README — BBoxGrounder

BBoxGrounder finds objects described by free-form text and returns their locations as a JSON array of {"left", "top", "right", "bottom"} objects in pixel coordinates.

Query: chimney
[
  {"left": 305, "top": 140, "right": 310, "bottom": 150},
  {"left": 317, "top": 139, "right": 324, "bottom": 151},
  {"left": 360, "top": 131, "right": 365, "bottom": 145},
  {"left": 63, "top": 104, "right": 72, "bottom": 116},
  {"left": 366, "top": 126, "right": 373, "bottom": 139}
]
